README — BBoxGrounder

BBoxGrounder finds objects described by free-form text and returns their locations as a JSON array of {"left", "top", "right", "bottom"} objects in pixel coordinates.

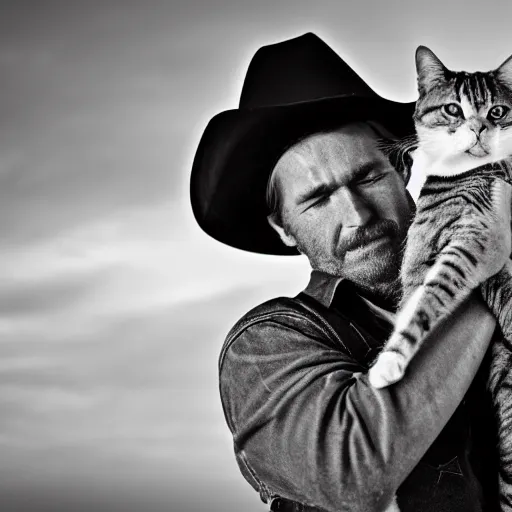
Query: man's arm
[{"left": 220, "top": 294, "right": 495, "bottom": 512}]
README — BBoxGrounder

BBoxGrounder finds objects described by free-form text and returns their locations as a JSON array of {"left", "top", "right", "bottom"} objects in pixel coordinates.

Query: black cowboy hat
[{"left": 190, "top": 32, "right": 415, "bottom": 255}]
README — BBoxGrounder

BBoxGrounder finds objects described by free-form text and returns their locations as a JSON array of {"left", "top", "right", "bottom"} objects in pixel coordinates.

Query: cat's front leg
[
  {"left": 369, "top": 180, "right": 512, "bottom": 389},
  {"left": 368, "top": 257, "right": 474, "bottom": 389},
  {"left": 369, "top": 238, "right": 497, "bottom": 389},
  {"left": 481, "top": 260, "right": 512, "bottom": 340}
]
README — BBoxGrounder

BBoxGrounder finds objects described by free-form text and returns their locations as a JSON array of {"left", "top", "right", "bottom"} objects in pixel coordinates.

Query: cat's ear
[
  {"left": 415, "top": 46, "right": 447, "bottom": 93},
  {"left": 495, "top": 54, "right": 512, "bottom": 87}
]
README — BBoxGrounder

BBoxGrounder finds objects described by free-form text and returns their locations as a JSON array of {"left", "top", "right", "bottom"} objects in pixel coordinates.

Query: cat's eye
[
  {"left": 488, "top": 105, "right": 509, "bottom": 120},
  {"left": 443, "top": 103, "right": 462, "bottom": 117}
]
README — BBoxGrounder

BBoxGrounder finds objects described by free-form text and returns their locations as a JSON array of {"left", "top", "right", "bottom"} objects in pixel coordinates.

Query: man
[{"left": 190, "top": 33, "right": 511, "bottom": 511}]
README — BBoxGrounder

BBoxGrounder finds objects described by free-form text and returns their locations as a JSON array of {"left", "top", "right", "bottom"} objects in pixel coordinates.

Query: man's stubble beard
[
  {"left": 349, "top": 247, "right": 403, "bottom": 308},
  {"left": 295, "top": 223, "right": 407, "bottom": 309},
  {"left": 310, "top": 245, "right": 403, "bottom": 308}
]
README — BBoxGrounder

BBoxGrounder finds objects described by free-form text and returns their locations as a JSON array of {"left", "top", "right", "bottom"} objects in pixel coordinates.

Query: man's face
[{"left": 270, "top": 122, "right": 413, "bottom": 300}]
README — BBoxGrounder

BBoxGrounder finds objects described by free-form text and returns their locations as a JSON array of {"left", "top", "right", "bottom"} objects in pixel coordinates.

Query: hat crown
[{"left": 240, "top": 33, "right": 376, "bottom": 108}]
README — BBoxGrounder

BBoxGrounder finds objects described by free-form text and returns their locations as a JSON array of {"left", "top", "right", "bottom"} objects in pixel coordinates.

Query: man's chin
[
  {"left": 350, "top": 266, "right": 400, "bottom": 291},
  {"left": 345, "top": 243, "right": 398, "bottom": 276},
  {"left": 343, "top": 247, "right": 401, "bottom": 297}
]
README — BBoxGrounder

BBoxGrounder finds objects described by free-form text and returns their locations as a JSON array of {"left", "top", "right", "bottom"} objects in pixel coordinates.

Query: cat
[{"left": 368, "top": 46, "right": 512, "bottom": 510}]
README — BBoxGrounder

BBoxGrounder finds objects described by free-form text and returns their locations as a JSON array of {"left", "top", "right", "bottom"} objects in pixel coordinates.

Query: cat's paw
[{"left": 368, "top": 351, "right": 406, "bottom": 389}]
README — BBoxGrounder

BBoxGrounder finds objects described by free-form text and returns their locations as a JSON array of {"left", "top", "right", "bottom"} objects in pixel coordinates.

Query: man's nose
[{"left": 337, "top": 188, "right": 372, "bottom": 228}]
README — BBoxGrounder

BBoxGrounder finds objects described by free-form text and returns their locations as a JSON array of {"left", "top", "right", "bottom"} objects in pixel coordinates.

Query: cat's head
[{"left": 414, "top": 46, "right": 512, "bottom": 177}]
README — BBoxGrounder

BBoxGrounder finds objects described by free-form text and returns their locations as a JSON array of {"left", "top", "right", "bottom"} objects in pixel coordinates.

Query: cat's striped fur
[{"left": 368, "top": 46, "right": 512, "bottom": 510}]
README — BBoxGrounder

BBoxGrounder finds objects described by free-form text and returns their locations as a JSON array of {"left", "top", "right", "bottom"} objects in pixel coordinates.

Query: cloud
[
  {"left": 0, "top": 285, "right": 273, "bottom": 512},
  {"left": 0, "top": 282, "right": 281, "bottom": 440},
  {"left": 0, "top": 3, "right": 206, "bottom": 245}
]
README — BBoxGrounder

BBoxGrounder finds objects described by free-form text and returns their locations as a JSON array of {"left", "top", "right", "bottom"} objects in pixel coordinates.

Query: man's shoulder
[
  {"left": 219, "top": 294, "right": 352, "bottom": 367},
  {"left": 229, "top": 295, "right": 305, "bottom": 326},
  {"left": 224, "top": 295, "right": 318, "bottom": 342}
]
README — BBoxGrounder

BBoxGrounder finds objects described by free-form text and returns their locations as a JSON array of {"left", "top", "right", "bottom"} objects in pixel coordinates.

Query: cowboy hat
[{"left": 190, "top": 32, "right": 415, "bottom": 255}]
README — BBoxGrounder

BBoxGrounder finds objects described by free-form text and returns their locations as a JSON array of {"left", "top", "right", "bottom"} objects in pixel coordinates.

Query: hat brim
[{"left": 191, "top": 94, "right": 415, "bottom": 255}]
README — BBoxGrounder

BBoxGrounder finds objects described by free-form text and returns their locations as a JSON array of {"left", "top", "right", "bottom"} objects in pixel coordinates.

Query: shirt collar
[
  {"left": 359, "top": 296, "right": 396, "bottom": 325},
  {"left": 302, "top": 270, "right": 396, "bottom": 326},
  {"left": 302, "top": 270, "right": 344, "bottom": 308}
]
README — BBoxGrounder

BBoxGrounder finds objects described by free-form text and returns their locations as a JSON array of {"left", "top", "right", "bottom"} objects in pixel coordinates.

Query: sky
[{"left": 1, "top": 1, "right": 512, "bottom": 511}]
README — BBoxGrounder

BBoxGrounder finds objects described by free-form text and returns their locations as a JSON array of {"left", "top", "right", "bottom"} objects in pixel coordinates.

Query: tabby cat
[{"left": 367, "top": 46, "right": 512, "bottom": 510}]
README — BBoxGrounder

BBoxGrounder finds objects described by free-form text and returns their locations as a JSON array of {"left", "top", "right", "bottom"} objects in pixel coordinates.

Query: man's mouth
[
  {"left": 350, "top": 234, "right": 391, "bottom": 254},
  {"left": 340, "top": 220, "right": 397, "bottom": 254}
]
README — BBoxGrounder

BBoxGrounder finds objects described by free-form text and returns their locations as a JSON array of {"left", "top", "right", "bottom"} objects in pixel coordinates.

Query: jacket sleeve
[{"left": 219, "top": 295, "right": 496, "bottom": 512}]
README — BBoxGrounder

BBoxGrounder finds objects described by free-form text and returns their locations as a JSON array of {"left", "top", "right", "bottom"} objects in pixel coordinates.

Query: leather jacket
[{"left": 219, "top": 271, "right": 499, "bottom": 512}]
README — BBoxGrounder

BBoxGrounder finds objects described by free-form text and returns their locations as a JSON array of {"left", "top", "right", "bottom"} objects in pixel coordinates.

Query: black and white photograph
[{"left": 2, "top": 1, "right": 512, "bottom": 511}]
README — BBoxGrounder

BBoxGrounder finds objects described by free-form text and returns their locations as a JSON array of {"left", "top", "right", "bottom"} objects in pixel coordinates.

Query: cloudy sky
[{"left": 1, "top": 1, "right": 512, "bottom": 511}]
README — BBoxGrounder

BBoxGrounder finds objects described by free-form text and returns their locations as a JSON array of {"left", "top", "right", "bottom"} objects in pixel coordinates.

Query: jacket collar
[
  {"left": 302, "top": 270, "right": 344, "bottom": 308},
  {"left": 302, "top": 270, "right": 397, "bottom": 322}
]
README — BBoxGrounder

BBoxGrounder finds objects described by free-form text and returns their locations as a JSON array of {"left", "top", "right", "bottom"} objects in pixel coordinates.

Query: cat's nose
[{"left": 468, "top": 120, "right": 486, "bottom": 138}]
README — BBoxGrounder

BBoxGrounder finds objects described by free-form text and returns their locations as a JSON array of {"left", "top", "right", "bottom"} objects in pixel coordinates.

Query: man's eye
[
  {"left": 358, "top": 174, "right": 384, "bottom": 185},
  {"left": 311, "top": 195, "right": 329, "bottom": 207}
]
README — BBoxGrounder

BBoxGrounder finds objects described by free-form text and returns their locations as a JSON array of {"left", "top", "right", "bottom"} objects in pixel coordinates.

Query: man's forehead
[{"left": 275, "top": 122, "right": 386, "bottom": 183}]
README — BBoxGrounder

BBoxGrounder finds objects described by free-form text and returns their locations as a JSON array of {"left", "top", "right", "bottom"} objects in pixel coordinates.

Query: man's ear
[{"left": 267, "top": 215, "right": 297, "bottom": 247}]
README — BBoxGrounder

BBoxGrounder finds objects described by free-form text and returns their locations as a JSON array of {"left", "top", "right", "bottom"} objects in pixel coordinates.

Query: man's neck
[{"left": 353, "top": 281, "right": 401, "bottom": 313}]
